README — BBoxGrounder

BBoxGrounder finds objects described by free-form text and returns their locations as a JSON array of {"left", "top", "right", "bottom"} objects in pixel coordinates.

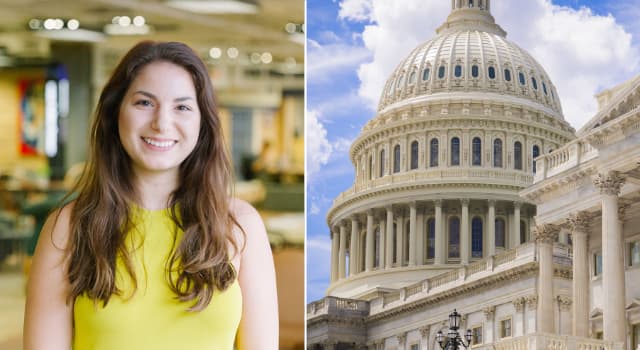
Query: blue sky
[{"left": 305, "top": 0, "right": 640, "bottom": 303}]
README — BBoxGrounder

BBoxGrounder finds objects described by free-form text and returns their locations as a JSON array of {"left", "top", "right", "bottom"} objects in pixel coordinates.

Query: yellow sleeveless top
[{"left": 73, "top": 207, "right": 242, "bottom": 350}]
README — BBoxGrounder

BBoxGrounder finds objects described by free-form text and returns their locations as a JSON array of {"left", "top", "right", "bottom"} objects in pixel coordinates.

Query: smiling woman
[{"left": 23, "top": 41, "right": 278, "bottom": 350}]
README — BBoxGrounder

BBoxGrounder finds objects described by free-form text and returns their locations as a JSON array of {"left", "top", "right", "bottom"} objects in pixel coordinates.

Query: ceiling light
[
  {"left": 118, "top": 16, "right": 131, "bottom": 27},
  {"left": 285, "top": 23, "right": 297, "bottom": 34},
  {"left": 133, "top": 16, "right": 145, "bottom": 27},
  {"left": 166, "top": 0, "right": 258, "bottom": 14},
  {"left": 54, "top": 19, "right": 64, "bottom": 30},
  {"left": 209, "top": 47, "right": 222, "bottom": 59},
  {"left": 260, "top": 52, "right": 272, "bottom": 64},
  {"left": 67, "top": 19, "right": 80, "bottom": 30},
  {"left": 43, "top": 19, "right": 55, "bottom": 30},
  {"left": 28, "top": 19, "right": 41, "bottom": 30},
  {"left": 227, "top": 47, "right": 239, "bottom": 59},
  {"left": 250, "top": 52, "right": 261, "bottom": 64}
]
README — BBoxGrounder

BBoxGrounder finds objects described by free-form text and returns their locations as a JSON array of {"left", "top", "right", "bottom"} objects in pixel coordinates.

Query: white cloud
[
  {"left": 310, "top": 202, "right": 321, "bottom": 215},
  {"left": 338, "top": 0, "right": 640, "bottom": 129},
  {"left": 307, "top": 110, "right": 333, "bottom": 175},
  {"left": 307, "top": 38, "right": 371, "bottom": 81}
]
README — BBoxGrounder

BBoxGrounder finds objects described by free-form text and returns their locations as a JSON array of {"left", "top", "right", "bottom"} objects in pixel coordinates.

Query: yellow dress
[{"left": 73, "top": 207, "right": 242, "bottom": 350}]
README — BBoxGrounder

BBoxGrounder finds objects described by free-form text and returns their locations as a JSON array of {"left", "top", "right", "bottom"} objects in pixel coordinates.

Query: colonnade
[{"left": 329, "top": 199, "right": 531, "bottom": 282}]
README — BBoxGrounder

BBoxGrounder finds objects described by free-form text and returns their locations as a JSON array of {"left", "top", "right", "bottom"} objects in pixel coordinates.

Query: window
[
  {"left": 495, "top": 218, "right": 506, "bottom": 248},
  {"left": 472, "top": 217, "right": 483, "bottom": 258},
  {"left": 514, "top": 141, "right": 523, "bottom": 170},
  {"left": 519, "top": 72, "right": 526, "bottom": 86},
  {"left": 594, "top": 252, "right": 602, "bottom": 276},
  {"left": 472, "top": 137, "right": 482, "bottom": 166},
  {"left": 374, "top": 228, "right": 380, "bottom": 268},
  {"left": 423, "top": 68, "right": 431, "bottom": 81},
  {"left": 629, "top": 241, "right": 640, "bottom": 267},
  {"left": 504, "top": 69, "right": 512, "bottom": 81},
  {"left": 438, "top": 66, "right": 446, "bottom": 79},
  {"left": 532, "top": 145, "right": 540, "bottom": 174},
  {"left": 531, "top": 77, "right": 538, "bottom": 90},
  {"left": 449, "top": 217, "right": 460, "bottom": 258},
  {"left": 393, "top": 144, "right": 401, "bottom": 173},
  {"left": 379, "top": 149, "right": 385, "bottom": 177},
  {"left": 488, "top": 66, "right": 496, "bottom": 79},
  {"left": 520, "top": 220, "right": 527, "bottom": 244},
  {"left": 411, "top": 344, "right": 420, "bottom": 350},
  {"left": 493, "top": 139, "right": 503, "bottom": 168},
  {"left": 451, "top": 137, "right": 460, "bottom": 166},
  {"left": 455, "top": 65, "right": 463, "bottom": 78},
  {"left": 409, "top": 71, "right": 417, "bottom": 84},
  {"left": 369, "top": 155, "right": 373, "bottom": 179},
  {"left": 430, "top": 138, "right": 439, "bottom": 167},
  {"left": 396, "top": 74, "right": 405, "bottom": 89},
  {"left": 500, "top": 318, "right": 512, "bottom": 338},
  {"left": 469, "top": 0, "right": 473, "bottom": 7},
  {"left": 472, "top": 326, "right": 483, "bottom": 345},
  {"left": 427, "top": 218, "right": 436, "bottom": 259},
  {"left": 393, "top": 223, "right": 398, "bottom": 264},
  {"left": 411, "top": 141, "right": 419, "bottom": 170},
  {"left": 405, "top": 222, "right": 410, "bottom": 264},
  {"left": 472, "top": 65, "right": 479, "bottom": 78},
  {"left": 542, "top": 82, "right": 548, "bottom": 95}
]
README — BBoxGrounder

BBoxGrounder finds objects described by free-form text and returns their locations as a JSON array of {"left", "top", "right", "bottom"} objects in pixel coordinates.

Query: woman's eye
[
  {"left": 134, "top": 99, "right": 153, "bottom": 107},
  {"left": 177, "top": 105, "right": 192, "bottom": 111}
]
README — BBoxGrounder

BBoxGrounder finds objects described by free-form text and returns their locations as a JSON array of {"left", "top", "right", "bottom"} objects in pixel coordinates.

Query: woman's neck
[{"left": 132, "top": 172, "right": 178, "bottom": 210}]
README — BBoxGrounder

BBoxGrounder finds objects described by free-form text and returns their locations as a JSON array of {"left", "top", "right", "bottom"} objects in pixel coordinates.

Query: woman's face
[{"left": 118, "top": 61, "right": 201, "bottom": 180}]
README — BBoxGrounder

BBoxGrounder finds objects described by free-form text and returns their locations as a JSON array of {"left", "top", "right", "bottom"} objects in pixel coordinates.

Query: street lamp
[{"left": 436, "top": 309, "right": 473, "bottom": 350}]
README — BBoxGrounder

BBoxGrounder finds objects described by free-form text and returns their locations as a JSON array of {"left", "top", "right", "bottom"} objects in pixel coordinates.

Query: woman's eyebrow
[{"left": 133, "top": 90, "right": 194, "bottom": 102}]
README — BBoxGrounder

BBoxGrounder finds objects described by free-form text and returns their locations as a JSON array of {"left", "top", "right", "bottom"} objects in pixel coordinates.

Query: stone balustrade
[
  {"left": 306, "top": 296, "right": 370, "bottom": 318},
  {"left": 492, "top": 334, "right": 622, "bottom": 350},
  {"left": 534, "top": 140, "right": 598, "bottom": 183}
]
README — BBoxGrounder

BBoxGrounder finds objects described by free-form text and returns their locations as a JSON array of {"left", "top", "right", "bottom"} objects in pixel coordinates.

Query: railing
[
  {"left": 430, "top": 269, "right": 459, "bottom": 289},
  {"left": 492, "top": 334, "right": 621, "bottom": 350},
  {"left": 533, "top": 139, "right": 599, "bottom": 183},
  {"left": 494, "top": 249, "right": 517, "bottom": 266},
  {"left": 306, "top": 296, "right": 370, "bottom": 318}
]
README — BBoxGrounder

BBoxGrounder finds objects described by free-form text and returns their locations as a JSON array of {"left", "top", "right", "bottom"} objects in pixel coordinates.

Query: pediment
[{"left": 580, "top": 74, "right": 640, "bottom": 136}]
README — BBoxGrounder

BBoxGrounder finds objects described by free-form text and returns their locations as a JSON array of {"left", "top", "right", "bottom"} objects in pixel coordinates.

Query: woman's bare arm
[
  {"left": 23, "top": 204, "right": 74, "bottom": 350},
  {"left": 232, "top": 199, "right": 279, "bottom": 349}
]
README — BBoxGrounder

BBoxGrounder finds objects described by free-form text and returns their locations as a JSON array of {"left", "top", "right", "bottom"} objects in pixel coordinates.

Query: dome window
[
  {"left": 423, "top": 68, "right": 431, "bottom": 81},
  {"left": 410, "top": 141, "right": 419, "bottom": 170},
  {"left": 472, "top": 217, "right": 483, "bottom": 258},
  {"left": 472, "top": 65, "right": 479, "bottom": 78},
  {"left": 514, "top": 141, "right": 523, "bottom": 170},
  {"left": 532, "top": 145, "right": 540, "bottom": 174},
  {"left": 438, "top": 66, "right": 446, "bottom": 79},
  {"left": 451, "top": 137, "right": 460, "bottom": 166},
  {"left": 493, "top": 138, "right": 503, "bottom": 168},
  {"left": 488, "top": 66, "right": 496, "bottom": 79},
  {"left": 531, "top": 77, "right": 538, "bottom": 90},
  {"left": 427, "top": 218, "right": 435, "bottom": 259},
  {"left": 495, "top": 218, "right": 506, "bottom": 248},
  {"left": 449, "top": 217, "right": 460, "bottom": 259},
  {"left": 518, "top": 72, "right": 526, "bottom": 86},
  {"left": 379, "top": 149, "right": 385, "bottom": 177},
  {"left": 542, "top": 82, "right": 548, "bottom": 95},
  {"left": 396, "top": 74, "right": 405, "bottom": 89},
  {"left": 409, "top": 71, "right": 417, "bottom": 84},
  {"left": 454, "top": 65, "right": 463, "bottom": 78},
  {"left": 504, "top": 69, "right": 512, "bottom": 82},
  {"left": 393, "top": 144, "right": 401, "bottom": 173},
  {"left": 472, "top": 137, "right": 482, "bottom": 166},
  {"left": 430, "top": 138, "right": 439, "bottom": 167},
  {"left": 369, "top": 155, "right": 373, "bottom": 179}
]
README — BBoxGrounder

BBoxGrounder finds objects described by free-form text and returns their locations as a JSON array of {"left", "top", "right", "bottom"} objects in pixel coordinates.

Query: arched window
[
  {"left": 520, "top": 220, "right": 527, "bottom": 244},
  {"left": 427, "top": 218, "right": 436, "bottom": 259},
  {"left": 409, "top": 71, "right": 417, "bottom": 84},
  {"left": 472, "top": 217, "right": 483, "bottom": 258},
  {"left": 451, "top": 137, "right": 460, "bottom": 166},
  {"left": 449, "top": 217, "right": 460, "bottom": 258},
  {"left": 369, "top": 155, "right": 373, "bottom": 179},
  {"left": 514, "top": 141, "right": 523, "bottom": 170},
  {"left": 438, "top": 66, "right": 446, "bottom": 79},
  {"left": 374, "top": 228, "right": 380, "bottom": 268},
  {"left": 472, "top": 137, "right": 482, "bottom": 166},
  {"left": 472, "top": 65, "right": 479, "bottom": 78},
  {"left": 393, "top": 144, "right": 401, "bottom": 173},
  {"left": 393, "top": 223, "right": 398, "bottom": 264},
  {"left": 493, "top": 138, "right": 503, "bottom": 167},
  {"left": 454, "top": 65, "right": 462, "bottom": 78},
  {"left": 404, "top": 221, "right": 410, "bottom": 264},
  {"left": 542, "top": 82, "right": 548, "bottom": 95},
  {"left": 410, "top": 141, "right": 419, "bottom": 170},
  {"left": 531, "top": 77, "right": 538, "bottom": 90},
  {"left": 532, "top": 145, "right": 540, "bottom": 173},
  {"left": 423, "top": 68, "right": 431, "bottom": 81},
  {"left": 430, "top": 138, "right": 439, "bottom": 167},
  {"left": 504, "top": 69, "right": 512, "bottom": 81},
  {"left": 495, "top": 218, "right": 506, "bottom": 248},
  {"left": 469, "top": 0, "right": 473, "bottom": 7},
  {"left": 519, "top": 72, "right": 526, "bottom": 86},
  {"left": 396, "top": 74, "right": 405, "bottom": 89},
  {"left": 488, "top": 66, "right": 496, "bottom": 80},
  {"left": 360, "top": 233, "right": 366, "bottom": 271},
  {"left": 379, "top": 149, "right": 385, "bottom": 177}
]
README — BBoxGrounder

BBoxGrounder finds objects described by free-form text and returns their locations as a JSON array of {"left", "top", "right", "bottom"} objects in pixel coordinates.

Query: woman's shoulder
[
  {"left": 41, "top": 200, "right": 76, "bottom": 250},
  {"left": 228, "top": 198, "right": 268, "bottom": 246}
]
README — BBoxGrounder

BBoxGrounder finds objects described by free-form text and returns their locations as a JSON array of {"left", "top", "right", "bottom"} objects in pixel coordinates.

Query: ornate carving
[
  {"left": 557, "top": 295, "right": 572, "bottom": 311},
  {"left": 566, "top": 211, "right": 591, "bottom": 234},
  {"left": 592, "top": 172, "right": 625, "bottom": 195},
  {"left": 420, "top": 325, "right": 430, "bottom": 337},
  {"left": 512, "top": 297, "right": 525, "bottom": 312},
  {"left": 533, "top": 224, "right": 559, "bottom": 244},
  {"left": 396, "top": 332, "right": 407, "bottom": 345},
  {"left": 483, "top": 306, "right": 495, "bottom": 321},
  {"left": 461, "top": 198, "right": 470, "bottom": 206},
  {"left": 525, "top": 295, "right": 538, "bottom": 310}
]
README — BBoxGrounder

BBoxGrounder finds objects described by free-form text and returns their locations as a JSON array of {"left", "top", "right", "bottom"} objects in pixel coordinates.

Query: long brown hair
[{"left": 66, "top": 41, "right": 240, "bottom": 311}]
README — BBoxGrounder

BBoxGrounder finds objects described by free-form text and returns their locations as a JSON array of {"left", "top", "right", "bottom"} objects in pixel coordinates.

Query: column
[
  {"left": 330, "top": 229, "right": 339, "bottom": 282},
  {"left": 386, "top": 206, "right": 394, "bottom": 268},
  {"left": 566, "top": 211, "right": 590, "bottom": 337},
  {"left": 379, "top": 216, "right": 386, "bottom": 269},
  {"left": 366, "top": 210, "right": 375, "bottom": 272},
  {"left": 434, "top": 200, "right": 444, "bottom": 264},
  {"left": 534, "top": 223, "right": 558, "bottom": 333},
  {"left": 484, "top": 306, "right": 496, "bottom": 343},
  {"left": 514, "top": 202, "right": 521, "bottom": 245},
  {"left": 409, "top": 202, "right": 417, "bottom": 266},
  {"left": 461, "top": 199, "right": 470, "bottom": 264},
  {"left": 339, "top": 223, "right": 347, "bottom": 279},
  {"left": 397, "top": 209, "right": 405, "bottom": 266},
  {"left": 350, "top": 216, "right": 359, "bottom": 277},
  {"left": 593, "top": 172, "right": 626, "bottom": 344},
  {"left": 488, "top": 200, "right": 496, "bottom": 256}
]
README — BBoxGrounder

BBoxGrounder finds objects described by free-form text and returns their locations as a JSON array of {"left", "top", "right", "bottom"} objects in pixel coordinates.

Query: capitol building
[{"left": 307, "top": 1, "right": 640, "bottom": 350}]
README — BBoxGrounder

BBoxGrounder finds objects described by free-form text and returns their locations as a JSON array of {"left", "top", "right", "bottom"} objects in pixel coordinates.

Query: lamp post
[{"left": 436, "top": 309, "right": 472, "bottom": 350}]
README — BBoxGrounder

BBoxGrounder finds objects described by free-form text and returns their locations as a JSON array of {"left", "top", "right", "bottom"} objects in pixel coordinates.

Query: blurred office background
[{"left": 0, "top": 0, "right": 304, "bottom": 349}]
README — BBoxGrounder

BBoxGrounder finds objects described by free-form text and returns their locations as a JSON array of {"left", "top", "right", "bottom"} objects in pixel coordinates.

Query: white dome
[{"left": 378, "top": 3, "right": 563, "bottom": 119}]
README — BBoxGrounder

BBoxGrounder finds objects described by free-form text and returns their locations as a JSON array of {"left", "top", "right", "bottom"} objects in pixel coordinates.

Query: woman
[{"left": 23, "top": 41, "right": 278, "bottom": 349}]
